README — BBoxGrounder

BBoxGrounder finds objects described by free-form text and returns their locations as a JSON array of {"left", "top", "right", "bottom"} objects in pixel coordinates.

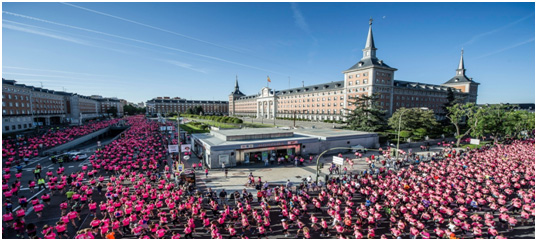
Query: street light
[
  {"left": 314, "top": 146, "right": 373, "bottom": 183},
  {"left": 395, "top": 108, "right": 409, "bottom": 162}
]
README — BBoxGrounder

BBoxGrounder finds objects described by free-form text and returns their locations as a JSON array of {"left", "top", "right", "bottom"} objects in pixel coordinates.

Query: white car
[
  {"left": 68, "top": 152, "right": 88, "bottom": 161},
  {"left": 351, "top": 145, "right": 366, "bottom": 153}
]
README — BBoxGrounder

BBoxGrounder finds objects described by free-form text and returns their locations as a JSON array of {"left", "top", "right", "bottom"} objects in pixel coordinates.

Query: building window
[
  {"left": 348, "top": 81, "right": 352, "bottom": 86},
  {"left": 5, "top": 126, "right": 9, "bottom": 131},
  {"left": 363, "top": 79, "right": 368, "bottom": 84},
  {"left": 356, "top": 80, "right": 359, "bottom": 85},
  {"left": 356, "top": 74, "right": 360, "bottom": 78}
]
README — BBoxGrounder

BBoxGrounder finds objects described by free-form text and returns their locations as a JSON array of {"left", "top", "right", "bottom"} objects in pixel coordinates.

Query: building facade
[
  {"left": 146, "top": 97, "right": 228, "bottom": 116},
  {"left": 229, "top": 20, "right": 479, "bottom": 121},
  {"left": 2, "top": 78, "right": 125, "bottom": 133},
  {"left": 192, "top": 128, "right": 378, "bottom": 168}
]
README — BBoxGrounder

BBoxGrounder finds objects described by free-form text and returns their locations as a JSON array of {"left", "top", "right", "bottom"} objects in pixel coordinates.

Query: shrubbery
[{"left": 180, "top": 114, "right": 243, "bottom": 124}]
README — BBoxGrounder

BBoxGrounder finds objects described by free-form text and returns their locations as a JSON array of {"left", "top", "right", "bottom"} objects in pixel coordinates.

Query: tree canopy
[
  {"left": 388, "top": 107, "right": 438, "bottom": 132},
  {"left": 344, "top": 93, "right": 386, "bottom": 132}
]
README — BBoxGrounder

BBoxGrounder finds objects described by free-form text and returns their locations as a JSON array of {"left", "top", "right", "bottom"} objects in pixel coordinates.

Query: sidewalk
[{"left": 192, "top": 145, "right": 446, "bottom": 197}]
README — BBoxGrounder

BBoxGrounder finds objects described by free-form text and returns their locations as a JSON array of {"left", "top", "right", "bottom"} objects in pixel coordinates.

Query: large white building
[{"left": 229, "top": 19, "right": 479, "bottom": 121}]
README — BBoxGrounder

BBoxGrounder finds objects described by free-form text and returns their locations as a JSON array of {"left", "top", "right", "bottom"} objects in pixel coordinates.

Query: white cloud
[
  {"left": 290, "top": 2, "right": 310, "bottom": 34},
  {"left": 3, "top": 23, "right": 89, "bottom": 45},
  {"left": 162, "top": 60, "right": 209, "bottom": 74},
  {"left": 474, "top": 38, "right": 535, "bottom": 60},
  {"left": 461, "top": 14, "right": 533, "bottom": 47}
]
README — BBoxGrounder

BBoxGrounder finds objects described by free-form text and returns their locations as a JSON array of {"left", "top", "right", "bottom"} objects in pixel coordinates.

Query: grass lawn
[
  {"left": 168, "top": 116, "right": 276, "bottom": 129},
  {"left": 241, "top": 122, "right": 275, "bottom": 128},
  {"left": 179, "top": 124, "right": 209, "bottom": 133},
  {"left": 197, "top": 120, "right": 235, "bottom": 129}
]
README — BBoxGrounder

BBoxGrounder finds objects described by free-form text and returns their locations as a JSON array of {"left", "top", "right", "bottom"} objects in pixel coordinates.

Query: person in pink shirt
[
  {"left": 55, "top": 220, "right": 69, "bottom": 238},
  {"left": 44, "top": 228, "right": 57, "bottom": 239},
  {"left": 227, "top": 224, "right": 237, "bottom": 238},
  {"left": 183, "top": 223, "right": 193, "bottom": 239},
  {"left": 33, "top": 202, "right": 44, "bottom": 218}
]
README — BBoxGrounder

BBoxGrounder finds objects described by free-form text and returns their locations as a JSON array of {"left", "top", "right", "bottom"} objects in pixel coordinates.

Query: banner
[
  {"left": 168, "top": 145, "right": 179, "bottom": 153},
  {"left": 333, "top": 156, "right": 344, "bottom": 165},
  {"left": 181, "top": 144, "right": 192, "bottom": 153},
  {"left": 470, "top": 139, "right": 480, "bottom": 145},
  {"left": 177, "top": 163, "right": 184, "bottom": 173}
]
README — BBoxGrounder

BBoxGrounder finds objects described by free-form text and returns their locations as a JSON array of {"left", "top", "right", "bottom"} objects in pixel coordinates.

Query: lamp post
[
  {"left": 177, "top": 116, "right": 182, "bottom": 167},
  {"left": 314, "top": 147, "right": 372, "bottom": 183},
  {"left": 396, "top": 108, "right": 414, "bottom": 161}
]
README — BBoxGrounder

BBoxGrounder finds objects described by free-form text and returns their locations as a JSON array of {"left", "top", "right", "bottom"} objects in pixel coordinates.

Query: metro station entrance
[{"left": 236, "top": 144, "right": 300, "bottom": 165}]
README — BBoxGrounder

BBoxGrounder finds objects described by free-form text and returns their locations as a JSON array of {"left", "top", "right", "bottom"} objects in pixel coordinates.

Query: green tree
[
  {"left": 106, "top": 107, "right": 118, "bottom": 117},
  {"left": 123, "top": 104, "right": 137, "bottom": 115},
  {"left": 447, "top": 103, "right": 479, "bottom": 147},
  {"left": 441, "top": 88, "right": 458, "bottom": 116},
  {"left": 194, "top": 106, "right": 204, "bottom": 115},
  {"left": 388, "top": 107, "right": 438, "bottom": 136},
  {"left": 413, "top": 128, "right": 428, "bottom": 140},
  {"left": 472, "top": 104, "right": 526, "bottom": 143},
  {"left": 166, "top": 112, "right": 177, "bottom": 117},
  {"left": 399, "top": 130, "right": 412, "bottom": 140},
  {"left": 123, "top": 104, "right": 145, "bottom": 116},
  {"left": 345, "top": 93, "right": 386, "bottom": 132}
]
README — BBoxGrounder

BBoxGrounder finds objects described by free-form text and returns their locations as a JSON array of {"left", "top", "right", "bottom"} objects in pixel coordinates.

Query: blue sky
[{"left": 2, "top": 2, "right": 535, "bottom": 104}]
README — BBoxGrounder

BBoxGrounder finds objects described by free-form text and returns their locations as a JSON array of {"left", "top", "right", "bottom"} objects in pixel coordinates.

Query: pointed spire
[
  {"left": 363, "top": 18, "right": 377, "bottom": 59},
  {"left": 235, "top": 75, "right": 239, "bottom": 90},
  {"left": 458, "top": 49, "right": 465, "bottom": 70},
  {"left": 456, "top": 48, "right": 466, "bottom": 76}
]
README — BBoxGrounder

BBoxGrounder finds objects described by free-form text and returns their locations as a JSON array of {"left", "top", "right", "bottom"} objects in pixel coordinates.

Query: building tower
[
  {"left": 442, "top": 49, "right": 479, "bottom": 103},
  {"left": 342, "top": 18, "right": 398, "bottom": 116},
  {"left": 228, "top": 75, "right": 245, "bottom": 116}
]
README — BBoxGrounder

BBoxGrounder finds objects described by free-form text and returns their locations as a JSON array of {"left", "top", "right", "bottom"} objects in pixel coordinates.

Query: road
[
  {"left": 3, "top": 129, "right": 534, "bottom": 239},
  {"left": 2, "top": 135, "right": 119, "bottom": 239}
]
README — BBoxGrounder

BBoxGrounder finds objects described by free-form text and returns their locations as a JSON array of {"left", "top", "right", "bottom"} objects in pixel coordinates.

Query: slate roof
[
  {"left": 444, "top": 74, "right": 478, "bottom": 85},
  {"left": 275, "top": 81, "right": 345, "bottom": 96},
  {"left": 345, "top": 57, "right": 395, "bottom": 72}
]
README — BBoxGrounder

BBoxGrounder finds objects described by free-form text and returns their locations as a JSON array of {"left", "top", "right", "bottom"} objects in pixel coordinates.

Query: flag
[{"left": 267, "top": 76, "right": 271, "bottom": 83}]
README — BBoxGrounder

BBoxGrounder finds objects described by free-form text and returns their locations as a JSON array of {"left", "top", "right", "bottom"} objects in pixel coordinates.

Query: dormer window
[
  {"left": 455, "top": 78, "right": 459, "bottom": 82},
  {"left": 358, "top": 62, "right": 363, "bottom": 67}
]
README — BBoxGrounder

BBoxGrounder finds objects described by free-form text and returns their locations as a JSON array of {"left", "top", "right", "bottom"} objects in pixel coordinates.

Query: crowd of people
[
  {"left": 2, "top": 115, "right": 534, "bottom": 239},
  {"left": 2, "top": 119, "right": 120, "bottom": 167}
]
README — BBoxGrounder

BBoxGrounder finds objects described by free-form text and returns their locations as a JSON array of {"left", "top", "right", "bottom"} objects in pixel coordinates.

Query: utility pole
[
  {"left": 177, "top": 117, "right": 182, "bottom": 167},
  {"left": 293, "top": 110, "right": 296, "bottom": 128}
]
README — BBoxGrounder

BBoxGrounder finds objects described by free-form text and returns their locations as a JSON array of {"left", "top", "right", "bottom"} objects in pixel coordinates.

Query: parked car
[
  {"left": 66, "top": 152, "right": 88, "bottom": 161},
  {"left": 351, "top": 144, "right": 366, "bottom": 153}
]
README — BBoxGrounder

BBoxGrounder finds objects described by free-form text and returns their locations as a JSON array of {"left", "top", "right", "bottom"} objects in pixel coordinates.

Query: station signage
[
  {"left": 240, "top": 141, "right": 301, "bottom": 149},
  {"left": 333, "top": 156, "right": 344, "bottom": 165},
  {"left": 168, "top": 145, "right": 179, "bottom": 153}
]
